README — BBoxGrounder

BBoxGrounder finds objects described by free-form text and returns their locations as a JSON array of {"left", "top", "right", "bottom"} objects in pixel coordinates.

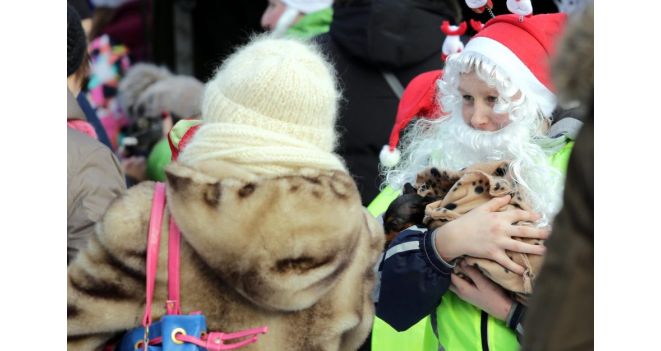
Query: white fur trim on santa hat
[
  {"left": 463, "top": 37, "right": 557, "bottom": 116},
  {"left": 282, "top": 0, "right": 333, "bottom": 14},
  {"left": 380, "top": 145, "right": 401, "bottom": 168},
  {"left": 465, "top": 0, "right": 488, "bottom": 9},
  {"left": 506, "top": 0, "right": 533, "bottom": 16}
]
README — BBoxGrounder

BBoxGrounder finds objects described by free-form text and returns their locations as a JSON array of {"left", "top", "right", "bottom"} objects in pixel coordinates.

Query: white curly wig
[{"left": 382, "top": 52, "right": 564, "bottom": 223}]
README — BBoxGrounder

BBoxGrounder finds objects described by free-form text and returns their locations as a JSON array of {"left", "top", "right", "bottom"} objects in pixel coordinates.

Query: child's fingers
[
  {"left": 492, "top": 251, "right": 525, "bottom": 275},
  {"left": 480, "top": 195, "right": 512, "bottom": 212},
  {"left": 510, "top": 225, "right": 550, "bottom": 240},
  {"left": 504, "top": 239, "right": 546, "bottom": 256}
]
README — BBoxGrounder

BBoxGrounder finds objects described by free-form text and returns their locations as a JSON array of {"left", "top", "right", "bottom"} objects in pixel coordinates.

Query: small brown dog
[{"left": 383, "top": 183, "right": 438, "bottom": 248}]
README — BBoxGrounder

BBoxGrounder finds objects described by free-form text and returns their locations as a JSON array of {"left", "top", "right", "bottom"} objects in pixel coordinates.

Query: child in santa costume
[{"left": 372, "top": 9, "right": 582, "bottom": 351}]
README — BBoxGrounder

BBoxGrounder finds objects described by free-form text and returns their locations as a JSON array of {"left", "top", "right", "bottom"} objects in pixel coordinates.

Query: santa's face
[{"left": 459, "top": 72, "right": 511, "bottom": 132}]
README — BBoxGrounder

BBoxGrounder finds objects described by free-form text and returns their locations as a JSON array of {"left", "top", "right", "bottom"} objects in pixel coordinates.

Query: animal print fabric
[{"left": 414, "top": 161, "right": 544, "bottom": 303}]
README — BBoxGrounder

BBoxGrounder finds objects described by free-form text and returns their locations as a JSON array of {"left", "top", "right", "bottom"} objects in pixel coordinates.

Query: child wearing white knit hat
[
  {"left": 67, "top": 34, "right": 385, "bottom": 351},
  {"left": 179, "top": 34, "right": 347, "bottom": 176}
]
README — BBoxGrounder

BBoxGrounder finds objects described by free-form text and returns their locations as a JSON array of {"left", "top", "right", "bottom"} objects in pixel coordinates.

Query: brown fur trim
[{"left": 67, "top": 161, "right": 384, "bottom": 350}]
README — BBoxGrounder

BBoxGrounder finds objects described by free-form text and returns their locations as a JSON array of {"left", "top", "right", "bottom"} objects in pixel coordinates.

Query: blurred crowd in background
[
  {"left": 67, "top": 1, "right": 593, "bottom": 350},
  {"left": 68, "top": 0, "right": 571, "bottom": 195}
]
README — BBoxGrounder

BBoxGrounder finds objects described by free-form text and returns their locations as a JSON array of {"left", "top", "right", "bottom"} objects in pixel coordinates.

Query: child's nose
[{"left": 470, "top": 104, "right": 491, "bottom": 130}]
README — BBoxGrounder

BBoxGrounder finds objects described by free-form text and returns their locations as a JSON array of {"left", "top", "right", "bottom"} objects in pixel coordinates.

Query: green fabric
[
  {"left": 285, "top": 8, "right": 332, "bottom": 39},
  {"left": 367, "top": 186, "right": 400, "bottom": 217},
  {"left": 372, "top": 316, "right": 429, "bottom": 351},
  {"left": 369, "top": 186, "right": 423, "bottom": 351},
  {"left": 146, "top": 138, "right": 171, "bottom": 181},
  {"left": 549, "top": 141, "right": 574, "bottom": 173},
  {"left": 168, "top": 119, "right": 202, "bottom": 149},
  {"left": 371, "top": 143, "right": 576, "bottom": 351},
  {"left": 429, "top": 144, "right": 576, "bottom": 351},
  {"left": 433, "top": 291, "right": 518, "bottom": 351}
]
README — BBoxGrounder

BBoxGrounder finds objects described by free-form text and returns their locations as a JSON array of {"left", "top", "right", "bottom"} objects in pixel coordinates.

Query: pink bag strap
[
  {"left": 166, "top": 215, "right": 182, "bottom": 315},
  {"left": 142, "top": 183, "right": 167, "bottom": 329},
  {"left": 140, "top": 182, "right": 268, "bottom": 349},
  {"left": 174, "top": 327, "right": 269, "bottom": 350}
]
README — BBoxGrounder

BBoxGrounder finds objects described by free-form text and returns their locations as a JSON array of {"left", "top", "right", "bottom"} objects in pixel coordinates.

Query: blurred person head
[
  {"left": 134, "top": 74, "right": 204, "bottom": 137},
  {"left": 68, "top": 0, "right": 93, "bottom": 36},
  {"left": 261, "top": 0, "right": 333, "bottom": 37},
  {"left": 118, "top": 63, "right": 173, "bottom": 120},
  {"left": 67, "top": 4, "right": 91, "bottom": 95},
  {"left": 118, "top": 63, "right": 203, "bottom": 148},
  {"left": 119, "top": 63, "right": 204, "bottom": 122}
]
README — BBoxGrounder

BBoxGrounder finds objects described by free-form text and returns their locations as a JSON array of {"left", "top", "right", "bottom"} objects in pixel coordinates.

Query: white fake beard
[
  {"left": 426, "top": 111, "right": 563, "bottom": 222},
  {"left": 428, "top": 112, "right": 532, "bottom": 171}
]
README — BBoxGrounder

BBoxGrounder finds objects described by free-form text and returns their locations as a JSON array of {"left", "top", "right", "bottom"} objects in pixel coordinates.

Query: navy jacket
[
  {"left": 375, "top": 224, "right": 529, "bottom": 336},
  {"left": 375, "top": 226, "right": 455, "bottom": 331}
]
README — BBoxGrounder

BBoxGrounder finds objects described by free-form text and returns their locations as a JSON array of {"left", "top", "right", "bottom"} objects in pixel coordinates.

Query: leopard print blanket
[{"left": 413, "top": 161, "right": 544, "bottom": 303}]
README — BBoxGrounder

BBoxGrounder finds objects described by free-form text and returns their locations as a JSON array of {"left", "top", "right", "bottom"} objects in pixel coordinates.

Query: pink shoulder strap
[
  {"left": 140, "top": 182, "right": 268, "bottom": 349},
  {"left": 142, "top": 182, "right": 167, "bottom": 328},
  {"left": 141, "top": 182, "right": 183, "bottom": 324},
  {"left": 166, "top": 215, "right": 182, "bottom": 315}
]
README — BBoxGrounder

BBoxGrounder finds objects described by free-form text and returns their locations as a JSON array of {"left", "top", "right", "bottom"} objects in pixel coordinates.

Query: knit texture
[{"left": 179, "top": 35, "right": 346, "bottom": 176}]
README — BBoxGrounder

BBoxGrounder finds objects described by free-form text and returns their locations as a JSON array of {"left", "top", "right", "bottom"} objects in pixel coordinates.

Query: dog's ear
[{"left": 403, "top": 183, "right": 417, "bottom": 194}]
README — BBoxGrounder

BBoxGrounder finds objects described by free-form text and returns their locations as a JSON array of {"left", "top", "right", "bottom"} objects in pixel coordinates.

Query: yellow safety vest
[{"left": 371, "top": 142, "right": 574, "bottom": 351}]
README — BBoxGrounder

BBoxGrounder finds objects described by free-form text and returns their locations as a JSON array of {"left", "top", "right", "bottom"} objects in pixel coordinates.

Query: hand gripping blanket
[{"left": 389, "top": 161, "right": 544, "bottom": 303}]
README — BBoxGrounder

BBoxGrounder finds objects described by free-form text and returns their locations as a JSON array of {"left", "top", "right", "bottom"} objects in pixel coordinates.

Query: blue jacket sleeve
[{"left": 375, "top": 226, "right": 455, "bottom": 331}]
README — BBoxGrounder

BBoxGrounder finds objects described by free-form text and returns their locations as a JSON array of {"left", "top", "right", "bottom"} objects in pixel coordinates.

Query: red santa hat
[
  {"left": 379, "top": 70, "right": 445, "bottom": 167},
  {"left": 379, "top": 13, "right": 567, "bottom": 168},
  {"left": 463, "top": 13, "right": 567, "bottom": 116}
]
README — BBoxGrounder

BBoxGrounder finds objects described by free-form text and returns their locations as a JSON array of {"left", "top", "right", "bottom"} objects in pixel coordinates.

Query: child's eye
[
  {"left": 487, "top": 96, "right": 498, "bottom": 104},
  {"left": 462, "top": 95, "right": 474, "bottom": 103}
]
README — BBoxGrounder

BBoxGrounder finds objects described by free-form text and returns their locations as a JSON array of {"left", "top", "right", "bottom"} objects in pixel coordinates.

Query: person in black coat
[{"left": 315, "top": 0, "right": 461, "bottom": 205}]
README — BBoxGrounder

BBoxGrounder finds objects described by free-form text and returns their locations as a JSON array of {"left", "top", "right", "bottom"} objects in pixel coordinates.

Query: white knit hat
[{"left": 178, "top": 35, "right": 346, "bottom": 175}]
